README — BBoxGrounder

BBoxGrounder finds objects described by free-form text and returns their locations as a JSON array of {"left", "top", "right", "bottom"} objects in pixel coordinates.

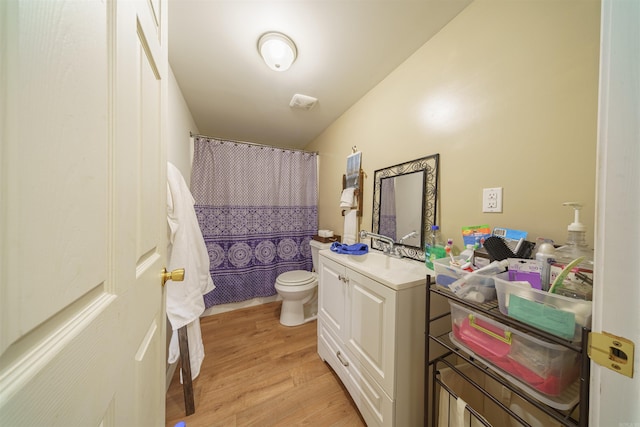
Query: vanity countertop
[{"left": 320, "top": 248, "right": 435, "bottom": 291}]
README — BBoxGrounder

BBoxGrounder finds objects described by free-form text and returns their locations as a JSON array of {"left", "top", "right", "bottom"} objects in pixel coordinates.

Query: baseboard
[{"left": 201, "top": 295, "right": 280, "bottom": 317}]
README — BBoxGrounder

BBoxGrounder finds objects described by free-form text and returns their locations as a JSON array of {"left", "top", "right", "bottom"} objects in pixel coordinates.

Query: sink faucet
[
  {"left": 398, "top": 230, "right": 418, "bottom": 244},
  {"left": 360, "top": 230, "right": 401, "bottom": 257}
]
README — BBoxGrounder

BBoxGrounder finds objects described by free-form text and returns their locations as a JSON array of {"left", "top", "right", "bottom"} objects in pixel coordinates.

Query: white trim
[{"left": 591, "top": 0, "right": 640, "bottom": 424}]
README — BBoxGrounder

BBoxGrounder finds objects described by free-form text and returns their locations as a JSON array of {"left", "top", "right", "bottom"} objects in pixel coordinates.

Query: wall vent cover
[{"left": 289, "top": 93, "right": 318, "bottom": 110}]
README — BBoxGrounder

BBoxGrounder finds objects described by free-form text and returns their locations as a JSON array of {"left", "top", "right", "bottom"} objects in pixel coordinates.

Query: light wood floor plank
[{"left": 165, "top": 301, "right": 366, "bottom": 427}]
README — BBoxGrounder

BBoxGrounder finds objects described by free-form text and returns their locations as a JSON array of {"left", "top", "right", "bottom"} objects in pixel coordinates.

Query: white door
[
  {"left": 590, "top": 0, "right": 640, "bottom": 424},
  {"left": 0, "top": 0, "right": 168, "bottom": 425}
]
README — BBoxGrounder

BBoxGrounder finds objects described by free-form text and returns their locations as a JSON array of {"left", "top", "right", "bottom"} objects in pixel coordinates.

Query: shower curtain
[
  {"left": 190, "top": 136, "right": 318, "bottom": 308},
  {"left": 379, "top": 178, "right": 397, "bottom": 240}
]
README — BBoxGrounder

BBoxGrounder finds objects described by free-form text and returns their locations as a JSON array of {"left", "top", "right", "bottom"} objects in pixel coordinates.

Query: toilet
[{"left": 275, "top": 239, "right": 332, "bottom": 326}]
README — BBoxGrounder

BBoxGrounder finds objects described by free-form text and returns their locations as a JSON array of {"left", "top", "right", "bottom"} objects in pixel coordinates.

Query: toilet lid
[{"left": 277, "top": 270, "right": 315, "bottom": 286}]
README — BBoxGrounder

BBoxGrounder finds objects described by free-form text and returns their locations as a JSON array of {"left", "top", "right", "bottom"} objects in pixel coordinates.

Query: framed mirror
[{"left": 371, "top": 154, "right": 439, "bottom": 262}]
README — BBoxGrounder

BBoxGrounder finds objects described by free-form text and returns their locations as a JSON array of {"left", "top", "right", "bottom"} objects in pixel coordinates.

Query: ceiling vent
[{"left": 289, "top": 94, "right": 318, "bottom": 111}]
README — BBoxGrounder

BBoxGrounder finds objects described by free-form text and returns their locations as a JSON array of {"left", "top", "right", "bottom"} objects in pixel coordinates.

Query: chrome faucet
[
  {"left": 398, "top": 230, "right": 418, "bottom": 244},
  {"left": 360, "top": 230, "right": 401, "bottom": 257}
]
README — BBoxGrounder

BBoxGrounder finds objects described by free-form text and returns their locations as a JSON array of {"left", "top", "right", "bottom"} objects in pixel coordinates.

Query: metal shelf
[{"left": 425, "top": 277, "right": 590, "bottom": 427}]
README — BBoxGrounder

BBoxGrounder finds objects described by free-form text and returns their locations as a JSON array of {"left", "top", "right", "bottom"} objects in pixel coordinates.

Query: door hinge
[{"left": 588, "top": 331, "right": 634, "bottom": 378}]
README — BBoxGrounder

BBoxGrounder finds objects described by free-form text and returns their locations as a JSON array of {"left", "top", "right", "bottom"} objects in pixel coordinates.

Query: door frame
[{"left": 590, "top": 0, "right": 640, "bottom": 424}]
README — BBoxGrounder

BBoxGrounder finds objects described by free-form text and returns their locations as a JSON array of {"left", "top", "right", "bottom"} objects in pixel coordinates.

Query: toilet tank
[{"left": 309, "top": 240, "right": 333, "bottom": 272}]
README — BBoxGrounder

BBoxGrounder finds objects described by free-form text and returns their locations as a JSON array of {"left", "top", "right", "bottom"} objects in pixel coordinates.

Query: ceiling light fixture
[{"left": 258, "top": 32, "right": 297, "bottom": 72}]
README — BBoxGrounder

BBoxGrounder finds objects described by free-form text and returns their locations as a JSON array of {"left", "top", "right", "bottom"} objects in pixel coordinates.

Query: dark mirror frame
[{"left": 371, "top": 154, "right": 439, "bottom": 262}]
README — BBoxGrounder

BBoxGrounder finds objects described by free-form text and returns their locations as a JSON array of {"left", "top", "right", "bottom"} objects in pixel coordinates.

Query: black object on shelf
[
  {"left": 483, "top": 236, "right": 536, "bottom": 260},
  {"left": 483, "top": 236, "right": 516, "bottom": 260}
]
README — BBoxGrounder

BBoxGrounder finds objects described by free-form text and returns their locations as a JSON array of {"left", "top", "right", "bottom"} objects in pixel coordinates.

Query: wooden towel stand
[{"left": 178, "top": 325, "right": 195, "bottom": 416}]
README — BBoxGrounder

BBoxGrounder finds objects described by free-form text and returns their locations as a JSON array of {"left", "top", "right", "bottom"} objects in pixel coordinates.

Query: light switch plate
[{"left": 483, "top": 187, "right": 503, "bottom": 213}]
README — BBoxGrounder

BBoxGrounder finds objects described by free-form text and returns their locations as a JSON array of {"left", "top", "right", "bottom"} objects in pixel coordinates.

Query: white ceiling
[{"left": 168, "top": 0, "right": 472, "bottom": 150}]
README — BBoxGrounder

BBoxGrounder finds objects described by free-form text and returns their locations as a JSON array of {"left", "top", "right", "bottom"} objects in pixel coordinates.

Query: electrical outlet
[{"left": 482, "top": 187, "right": 503, "bottom": 213}]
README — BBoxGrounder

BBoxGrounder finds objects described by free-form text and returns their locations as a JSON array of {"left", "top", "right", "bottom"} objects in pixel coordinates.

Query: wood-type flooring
[{"left": 165, "top": 301, "right": 366, "bottom": 427}]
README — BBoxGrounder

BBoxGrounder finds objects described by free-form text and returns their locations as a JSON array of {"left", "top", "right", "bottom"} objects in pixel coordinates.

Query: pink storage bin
[{"left": 449, "top": 302, "right": 580, "bottom": 398}]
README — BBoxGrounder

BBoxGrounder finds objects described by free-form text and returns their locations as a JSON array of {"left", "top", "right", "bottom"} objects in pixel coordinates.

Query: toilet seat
[{"left": 276, "top": 270, "right": 316, "bottom": 287}]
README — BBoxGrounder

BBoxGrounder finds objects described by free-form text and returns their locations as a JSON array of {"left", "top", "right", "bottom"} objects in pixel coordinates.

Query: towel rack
[
  {"left": 341, "top": 169, "right": 364, "bottom": 217},
  {"left": 177, "top": 325, "right": 195, "bottom": 416}
]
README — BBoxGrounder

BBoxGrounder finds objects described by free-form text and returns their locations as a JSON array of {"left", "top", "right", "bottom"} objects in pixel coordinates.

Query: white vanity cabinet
[{"left": 317, "top": 250, "right": 427, "bottom": 427}]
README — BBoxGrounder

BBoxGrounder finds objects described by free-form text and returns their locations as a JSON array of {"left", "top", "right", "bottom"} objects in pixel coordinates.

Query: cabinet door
[
  {"left": 318, "top": 255, "right": 348, "bottom": 338},
  {"left": 346, "top": 268, "right": 397, "bottom": 397}
]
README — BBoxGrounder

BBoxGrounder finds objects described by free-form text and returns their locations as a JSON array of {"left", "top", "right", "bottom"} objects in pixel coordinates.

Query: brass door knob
[{"left": 162, "top": 268, "right": 185, "bottom": 286}]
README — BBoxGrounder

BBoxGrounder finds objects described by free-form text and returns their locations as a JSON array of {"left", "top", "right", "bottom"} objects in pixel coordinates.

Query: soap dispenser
[
  {"left": 554, "top": 202, "right": 594, "bottom": 267},
  {"left": 548, "top": 203, "right": 594, "bottom": 299}
]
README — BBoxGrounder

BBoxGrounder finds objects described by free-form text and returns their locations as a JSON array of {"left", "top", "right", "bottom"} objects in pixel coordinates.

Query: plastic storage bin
[
  {"left": 494, "top": 277, "right": 592, "bottom": 342},
  {"left": 449, "top": 302, "right": 580, "bottom": 400},
  {"left": 434, "top": 257, "right": 506, "bottom": 302}
]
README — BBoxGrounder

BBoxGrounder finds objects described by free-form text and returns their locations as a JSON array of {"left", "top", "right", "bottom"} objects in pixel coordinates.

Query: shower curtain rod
[{"left": 190, "top": 132, "right": 318, "bottom": 155}]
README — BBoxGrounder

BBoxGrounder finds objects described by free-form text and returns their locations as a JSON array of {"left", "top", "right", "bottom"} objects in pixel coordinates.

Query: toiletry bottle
[
  {"left": 550, "top": 202, "right": 594, "bottom": 293},
  {"left": 425, "top": 225, "right": 446, "bottom": 270},
  {"left": 535, "top": 242, "right": 556, "bottom": 291},
  {"left": 554, "top": 202, "right": 594, "bottom": 267},
  {"left": 459, "top": 244, "right": 475, "bottom": 263}
]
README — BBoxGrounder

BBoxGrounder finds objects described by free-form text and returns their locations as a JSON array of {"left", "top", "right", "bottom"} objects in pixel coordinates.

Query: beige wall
[
  {"left": 306, "top": 0, "right": 601, "bottom": 251},
  {"left": 166, "top": 66, "right": 200, "bottom": 385},
  {"left": 168, "top": 66, "right": 199, "bottom": 183}
]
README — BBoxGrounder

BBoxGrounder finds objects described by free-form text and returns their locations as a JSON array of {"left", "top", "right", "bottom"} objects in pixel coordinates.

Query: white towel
[
  {"left": 438, "top": 394, "right": 471, "bottom": 427},
  {"left": 167, "top": 317, "right": 206, "bottom": 383},
  {"left": 166, "top": 162, "right": 215, "bottom": 381},
  {"left": 455, "top": 397, "right": 467, "bottom": 426},
  {"left": 343, "top": 209, "right": 358, "bottom": 245},
  {"left": 340, "top": 188, "right": 355, "bottom": 208}
]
